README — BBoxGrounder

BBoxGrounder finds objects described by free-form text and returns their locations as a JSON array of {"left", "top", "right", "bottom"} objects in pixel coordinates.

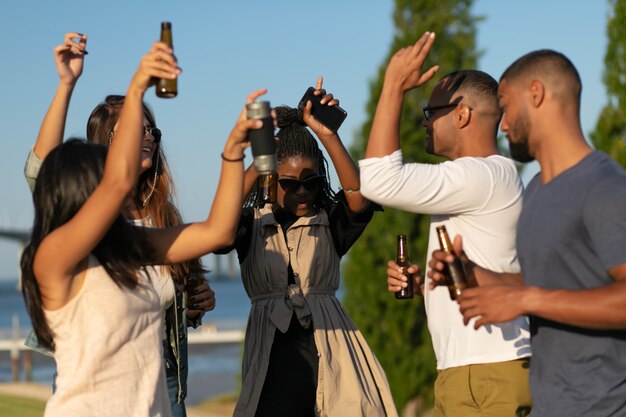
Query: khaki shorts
[{"left": 434, "top": 358, "right": 532, "bottom": 417}]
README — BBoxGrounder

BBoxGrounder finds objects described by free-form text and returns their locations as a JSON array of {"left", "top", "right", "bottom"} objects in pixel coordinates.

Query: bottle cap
[{"left": 246, "top": 101, "right": 272, "bottom": 119}]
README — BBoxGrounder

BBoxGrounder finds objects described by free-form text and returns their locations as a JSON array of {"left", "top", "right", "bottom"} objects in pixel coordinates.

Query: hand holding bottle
[
  {"left": 185, "top": 277, "right": 216, "bottom": 316},
  {"left": 387, "top": 259, "right": 423, "bottom": 296},
  {"left": 129, "top": 41, "right": 180, "bottom": 96},
  {"left": 222, "top": 89, "right": 271, "bottom": 161}
]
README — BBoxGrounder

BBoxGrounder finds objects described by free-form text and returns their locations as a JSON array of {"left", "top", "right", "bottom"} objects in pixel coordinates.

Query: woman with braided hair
[{"left": 220, "top": 78, "right": 398, "bottom": 417}]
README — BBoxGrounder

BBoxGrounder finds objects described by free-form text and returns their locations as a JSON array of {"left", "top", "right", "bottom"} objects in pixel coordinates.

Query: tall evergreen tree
[
  {"left": 590, "top": 0, "right": 626, "bottom": 167},
  {"left": 343, "top": 0, "right": 481, "bottom": 412}
]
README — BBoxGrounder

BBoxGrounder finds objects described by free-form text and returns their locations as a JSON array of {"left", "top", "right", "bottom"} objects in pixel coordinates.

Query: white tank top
[{"left": 43, "top": 256, "right": 171, "bottom": 417}]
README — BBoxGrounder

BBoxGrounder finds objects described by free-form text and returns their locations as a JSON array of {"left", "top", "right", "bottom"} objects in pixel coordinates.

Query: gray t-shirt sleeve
[
  {"left": 24, "top": 148, "right": 42, "bottom": 193},
  {"left": 584, "top": 174, "right": 626, "bottom": 271}
]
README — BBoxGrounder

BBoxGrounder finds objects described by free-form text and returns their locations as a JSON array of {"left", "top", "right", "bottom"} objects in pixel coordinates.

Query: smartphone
[{"left": 298, "top": 87, "right": 347, "bottom": 132}]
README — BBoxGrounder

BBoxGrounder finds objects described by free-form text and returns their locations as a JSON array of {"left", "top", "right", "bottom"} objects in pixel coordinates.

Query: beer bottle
[
  {"left": 258, "top": 171, "right": 278, "bottom": 205},
  {"left": 435, "top": 225, "right": 468, "bottom": 300},
  {"left": 395, "top": 234, "right": 415, "bottom": 299},
  {"left": 156, "top": 21, "right": 177, "bottom": 98}
]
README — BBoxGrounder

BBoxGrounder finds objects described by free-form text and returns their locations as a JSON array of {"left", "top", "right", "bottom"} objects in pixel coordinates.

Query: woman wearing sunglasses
[
  {"left": 220, "top": 78, "right": 398, "bottom": 417},
  {"left": 21, "top": 38, "right": 261, "bottom": 417},
  {"left": 23, "top": 32, "right": 214, "bottom": 417}
]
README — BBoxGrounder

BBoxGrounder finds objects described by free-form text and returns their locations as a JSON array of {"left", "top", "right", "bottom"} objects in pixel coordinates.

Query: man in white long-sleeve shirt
[{"left": 358, "top": 32, "right": 531, "bottom": 417}]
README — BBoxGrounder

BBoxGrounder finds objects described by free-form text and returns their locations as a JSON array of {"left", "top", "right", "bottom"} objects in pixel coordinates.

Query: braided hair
[{"left": 244, "top": 105, "right": 337, "bottom": 212}]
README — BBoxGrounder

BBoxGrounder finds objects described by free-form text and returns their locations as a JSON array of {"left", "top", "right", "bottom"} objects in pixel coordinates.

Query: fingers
[
  {"left": 320, "top": 93, "right": 337, "bottom": 106},
  {"left": 315, "top": 76, "right": 324, "bottom": 90},
  {"left": 387, "top": 276, "right": 405, "bottom": 293},
  {"left": 417, "top": 65, "right": 440, "bottom": 85},
  {"left": 245, "top": 88, "right": 268, "bottom": 105},
  {"left": 303, "top": 99, "right": 313, "bottom": 119},
  {"left": 410, "top": 31, "right": 435, "bottom": 61},
  {"left": 238, "top": 88, "right": 268, "bottom": 120},
  {"left": 133, "top": 41, "right": 179, "bottom": 91},
  {"left": 187, "top": 284, "right": 216, "bottom": 312},
  {"left": 62, "top": 32, "right": 88, "bottom": 53},
  {"left": 456, "top": 288, "right": 484, "bottom": 327},
  {"left": 453, "top": 234, "right": 464, "bottom": 257}
]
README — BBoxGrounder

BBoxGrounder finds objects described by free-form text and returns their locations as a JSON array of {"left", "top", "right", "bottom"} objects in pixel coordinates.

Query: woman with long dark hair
[
  {"left": 24, "top": 33, "right": 214, "bottom": 416},
  {"left": 21, "top": 39, "right": 262, "bottom": 416}
]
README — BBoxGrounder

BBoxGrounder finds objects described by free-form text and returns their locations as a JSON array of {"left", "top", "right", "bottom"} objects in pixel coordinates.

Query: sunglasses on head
[{"left": 277, "top": 175, "right": 323, "bottom": 192}]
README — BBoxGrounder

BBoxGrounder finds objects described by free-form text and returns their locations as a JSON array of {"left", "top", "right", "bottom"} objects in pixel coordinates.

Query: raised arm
[
  {"left": 302, "top": 77, "right": 366, "bottom": 212},
  {"left": 365, "top": 32, "right": 438, "bottom": 158},
  {"left": 145, "top": 90, "right": 266, "bottom": 264},
  {"left": 34, "top": 41, "right": 179, "bottom": 308},
  {"left": 34, "top": 32, "right": 88, "bottom": 160}
]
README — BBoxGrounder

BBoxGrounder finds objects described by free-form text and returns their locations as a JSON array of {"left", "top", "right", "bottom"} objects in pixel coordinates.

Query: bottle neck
[
  {"left": 436, "top": 228, "right": 453, "bottom": 253},
  {"left": 396, "top": 236, "right": 409, "bottom": 261}
]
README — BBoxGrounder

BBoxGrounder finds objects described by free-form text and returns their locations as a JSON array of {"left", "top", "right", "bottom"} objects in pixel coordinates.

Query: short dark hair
[
  {"left": 501, "top": 49, "right": 581, "bottom": 102},
  {"left": 442, "top": 70, "right": 499, "bottom": 107},
  {"left": 437, "top": 70, "right": 502, "bottom": 134}
]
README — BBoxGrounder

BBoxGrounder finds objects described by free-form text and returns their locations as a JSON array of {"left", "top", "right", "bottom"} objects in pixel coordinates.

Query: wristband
[{"left": 221, "top": 152, "right": 245, "bottom": 162}]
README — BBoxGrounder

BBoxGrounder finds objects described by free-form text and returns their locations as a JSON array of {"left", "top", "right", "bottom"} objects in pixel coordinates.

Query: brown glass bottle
[
  {"left": 258, "top": 171, "right": 278, "bottom": 205},
  {"left": 395, "top": 234, "right": 415, "bottom": 299},
  {"left": 156, "top": 21, "right": 177, "bottom": 98},
  {"left": 435, "top": 225, "right": 468, "bottom": 300}
]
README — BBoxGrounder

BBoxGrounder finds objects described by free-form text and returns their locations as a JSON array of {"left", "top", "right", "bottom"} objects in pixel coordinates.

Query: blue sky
[{"left": 0, "top": 0, "right": 609, "bottom": 280}]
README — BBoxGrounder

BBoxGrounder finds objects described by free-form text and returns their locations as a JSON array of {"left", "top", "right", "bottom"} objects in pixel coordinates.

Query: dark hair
[
  {"left": 20, "top": 139, "right": 156, "bottom": 351},
  {"left": 86, "top": 95, "right": 204, "bottom": 281},
  {"left": 244, "top": 106, "right": 337, "bottom": 211},
  {"left": 500, "top": 49, "right": 582, "bottom": 102},
  {"left": 442, "top": 70, "right": 499, "bottom": 109}
]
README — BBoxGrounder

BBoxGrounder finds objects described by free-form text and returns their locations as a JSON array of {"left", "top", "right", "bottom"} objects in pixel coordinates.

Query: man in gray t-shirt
[{"left": 429, "top": 50, "right": 626, "bottom": 417}]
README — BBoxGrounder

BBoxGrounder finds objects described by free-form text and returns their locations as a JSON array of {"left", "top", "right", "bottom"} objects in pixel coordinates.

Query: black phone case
[{"left": 298, "top": 87, "right": 347, "bottom": 132}]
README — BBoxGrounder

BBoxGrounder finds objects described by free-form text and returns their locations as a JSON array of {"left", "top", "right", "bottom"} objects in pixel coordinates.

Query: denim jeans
[{"left": 163, "top": 339, "right": 187, "bottom": 417}]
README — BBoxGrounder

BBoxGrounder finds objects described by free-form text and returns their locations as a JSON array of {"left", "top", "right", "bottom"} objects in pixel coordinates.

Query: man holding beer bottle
[
  {"left": 430, "top": 50, "right": 626, "bottom": 417},
  {"left": 359, "top": 32, "right": 531, "bottom": 417}
]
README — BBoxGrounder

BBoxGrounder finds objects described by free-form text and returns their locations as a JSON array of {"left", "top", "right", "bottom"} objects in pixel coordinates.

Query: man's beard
[
  {"left": 509, "top": 139, "right": 534, "bottom": 163},
  {"left": 508, "top": 108, "right": 535, "bottom": 163}
]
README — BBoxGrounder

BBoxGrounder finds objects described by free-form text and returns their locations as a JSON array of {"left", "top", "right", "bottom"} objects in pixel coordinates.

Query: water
[{"left": 0, "top": 277, "right": 250, "bottom": 404}]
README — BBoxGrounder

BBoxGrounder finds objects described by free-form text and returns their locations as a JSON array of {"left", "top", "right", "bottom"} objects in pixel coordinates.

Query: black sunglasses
[
  {"left": 277, "top": 175, "right": 323, "bottom": 192},
  {"left": 108, "top": 126, "right": 162, "bottom": 145},
  {"left": 422, "top": 103, "right": 460, "bottom": 121},
  {"left": 145, "top": 126, "right": 162, "bottom": 143}
]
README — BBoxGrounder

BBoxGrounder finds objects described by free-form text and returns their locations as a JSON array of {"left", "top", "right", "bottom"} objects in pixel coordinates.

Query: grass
[
  {"left": 189, "top": 392, "right": 237, "bottom": 416},
  {"left": 0, "top": 394, "right": 46, "bottom": 417}
]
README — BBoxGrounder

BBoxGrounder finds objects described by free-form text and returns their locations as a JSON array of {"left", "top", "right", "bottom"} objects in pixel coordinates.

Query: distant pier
[{"left": 0, "top": 314, "right": 244, "bottom": 382}]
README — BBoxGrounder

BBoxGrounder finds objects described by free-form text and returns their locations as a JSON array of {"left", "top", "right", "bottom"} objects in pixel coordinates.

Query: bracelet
[
  {"left": 221, "top": 152, "right": 245, "bottom": 162},
  {"left": 345, "top": 188, "right": 360, "bottom": 194}
]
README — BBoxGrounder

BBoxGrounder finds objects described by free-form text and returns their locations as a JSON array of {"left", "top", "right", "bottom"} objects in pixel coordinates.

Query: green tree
[
  {"left": 342, "top": 0, "right": 482, "bottom": 413},
  {"left": 590, "top": 0, "right": 626, "bottom": 166}
]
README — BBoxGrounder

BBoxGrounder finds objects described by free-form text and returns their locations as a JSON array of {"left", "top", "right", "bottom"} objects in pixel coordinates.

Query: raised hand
[
  {"left": 302, "top": 76, "right": 340, "bottom": 142},
  {"left": 384, "top": 31, "right": 439, "bottom": 93},
  {"left": 129, "top": 41, "right": 180, "bottom": 95},
  {"left": 54, "top": 32, "right": 88, "bottom": 86},
  {"left": 222, "top": 89, "right": 269, "bottom": 160}
]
